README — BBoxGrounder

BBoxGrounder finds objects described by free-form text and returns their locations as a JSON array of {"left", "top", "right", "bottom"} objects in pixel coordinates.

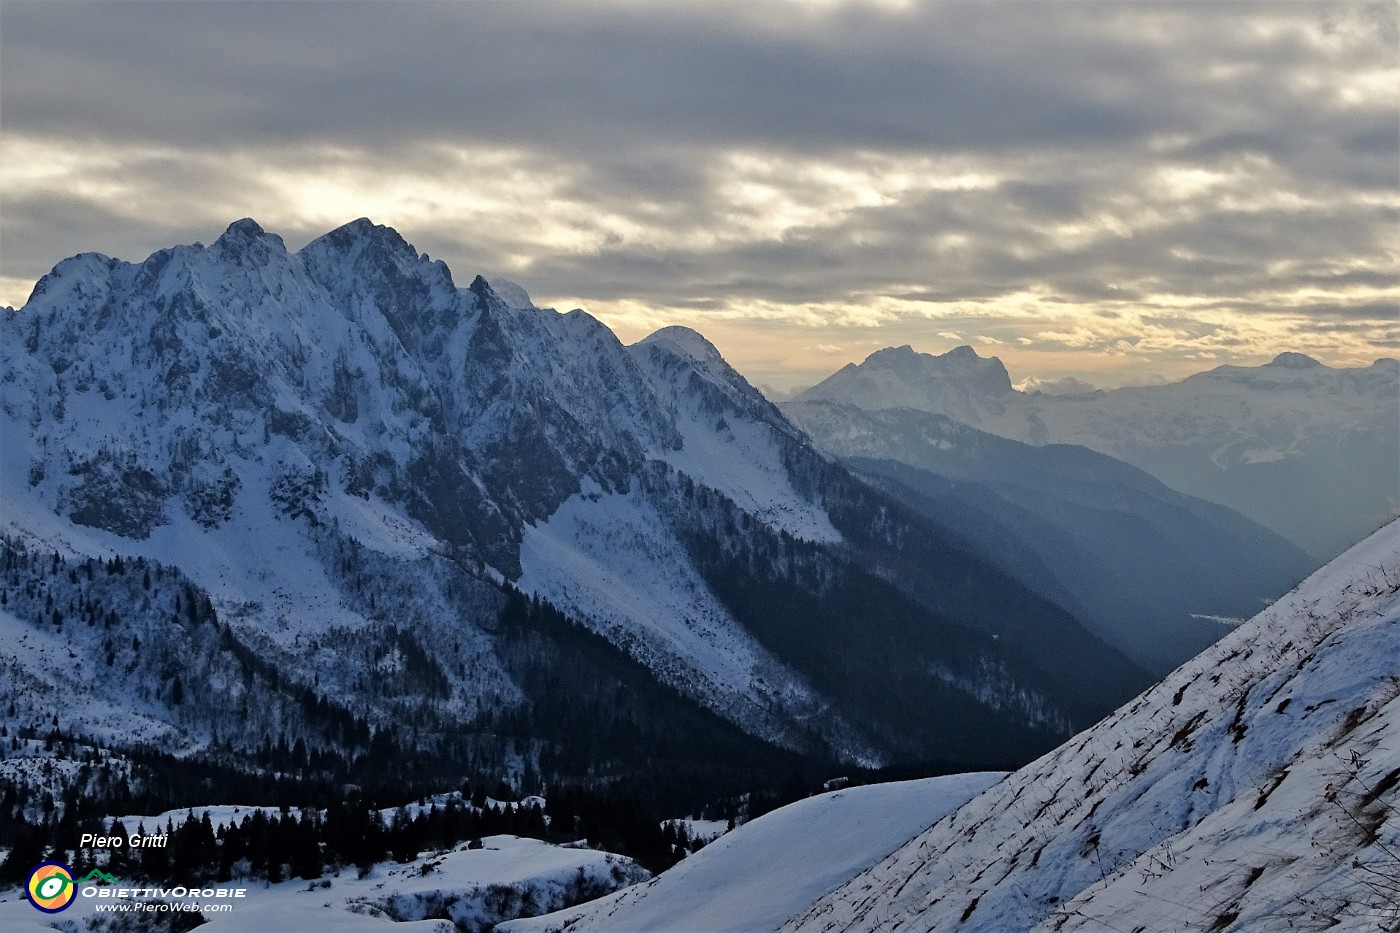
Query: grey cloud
[
  {"left": 1292, "top": 269, "right": 1398, "bottom": 291},
  {"left": 1343, "top": 125, "right": 1399, "bottom": 156},
  {"left": 520, "top": 157, "right": 1394, "bottom": 315},
  {"left": 1279, "top": 300, "right": 1400, "bottom": 321},
  {"left": 0, "top": 193, "right": 199, "bottom": 273},
  {"left": 554, "top": 157, "right": 714, "bottom": 218},
  {"left": 1138, "top": 316, "right": 1228, "bottom": 339},
  {"left": 996, "top": 181, "right": 1090, "bottom": 222},
  {"left": 0, "top": 2, "right": 1246, "bottom": 155}
]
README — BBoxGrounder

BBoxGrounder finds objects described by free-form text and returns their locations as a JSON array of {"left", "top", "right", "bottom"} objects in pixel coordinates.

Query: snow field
[{"left": 502, "top": 772, "right": 1004, "bottom": 933}]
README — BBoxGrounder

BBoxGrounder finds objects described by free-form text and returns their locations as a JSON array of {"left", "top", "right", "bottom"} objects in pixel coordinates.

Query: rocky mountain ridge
[{"left": 0, "top": 219, "right": 1147, "bottom": 797}]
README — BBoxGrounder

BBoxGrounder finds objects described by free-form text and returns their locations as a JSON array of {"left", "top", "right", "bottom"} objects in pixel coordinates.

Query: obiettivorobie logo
[
  {"left": 26, "top": 862, "right": 118, "bottom": 913},
  {"left": 25, "top": 858, "right": 247, "bottom": 915},
  {"left": 25, "top": 863, "right": 121, "bottom": 912}
]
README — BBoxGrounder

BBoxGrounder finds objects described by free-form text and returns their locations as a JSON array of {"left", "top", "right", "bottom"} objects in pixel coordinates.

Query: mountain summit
[
  {"left": 1267, "top": 350, "right": 1323, "bottom": 368},
  {"left": 796, "top": 345, "right": 1013, "bottom": 424}
]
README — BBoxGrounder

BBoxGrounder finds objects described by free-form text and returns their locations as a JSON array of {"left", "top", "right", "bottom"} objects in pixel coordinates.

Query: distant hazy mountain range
[{"left": 793, "top": 344, "right": 1399, "bottom": 562}]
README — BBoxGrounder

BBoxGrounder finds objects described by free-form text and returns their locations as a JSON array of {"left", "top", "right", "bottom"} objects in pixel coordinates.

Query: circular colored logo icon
[{"left": 27, "top": 861, "right": 76, "bottom": 913}]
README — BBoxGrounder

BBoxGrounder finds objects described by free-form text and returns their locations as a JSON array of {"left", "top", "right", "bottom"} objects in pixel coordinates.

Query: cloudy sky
[{"left": 2, "top": 1, "right": 1395, "bottom": 390}]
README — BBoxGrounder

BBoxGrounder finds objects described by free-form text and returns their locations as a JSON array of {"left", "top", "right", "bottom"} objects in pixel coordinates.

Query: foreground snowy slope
[
  {"left": 785, "top": 519, "right": 1400, "bottom": 932},
  {"left": 501, "top": 773, "right": 1003, "bottom": 933}
]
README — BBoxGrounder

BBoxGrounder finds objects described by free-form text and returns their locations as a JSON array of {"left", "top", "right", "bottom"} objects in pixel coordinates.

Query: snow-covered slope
[
  {"left": 501, "top": 773, "right": 1003, "bottom": 933},
  {"left": 632, "top": 327, "right": 840, "bottom": 545},
  {"left": 785, "top": 519, "right": 1400, "bottom": 932},
  {"left": 795, "top": 346, "right": 1399, "bottom": 560},
  {"left": 516, "top": 486, "right": 841, "bottom": 752}
]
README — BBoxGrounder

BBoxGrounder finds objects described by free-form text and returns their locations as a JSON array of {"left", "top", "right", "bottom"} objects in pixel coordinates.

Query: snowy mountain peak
[
  {"left": 862, "top": 344, "right": 925, "bottom": 377},
  {"left": 639, "top": 325, "right": 727, "bottom": 368},
  {"left": 491, "top": 278, "right": 536, "bottom": 309},
  {"left": 793, "top": 343, "right": 1013, "bottom": 424},
  {"left": 301, "top": 217, "right": 421, "bottom": 269},
  {"left": 211, "top": 218, "right": 290, "bottom": 268},
  {"left": 469, "top": 273, "right": 499, "bottom": 304},
  {"left": 31, "top": 250, "right": 118, "bottom": 287},
  {"left": 855, "top": 344, "right": 1012, "bottom": 394},
  {"left": 328, "top": 216, "right": 405, "bottom": 246},
  {"left": 633, "top": 325, "right": 779, "bottom": 421},
  {"left": 1266, "top": 350, "right": 1323, "bottom": 369},
  {"left": 17, "top": 251, "right": 123, "bottom": 314},
  {"left": 867, "top": 343, "right": 919, "bottom": 362},
  {"left": 297, "top": 219, "right": 458, "bottom": 334},
  {"left": 217, "top": 217, "right": 270, "bottom": 241}
]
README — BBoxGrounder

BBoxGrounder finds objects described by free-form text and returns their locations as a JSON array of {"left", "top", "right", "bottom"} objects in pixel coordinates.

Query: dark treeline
[
  {"left": 488, "top": 586, "right": 822, "bottom": 806},
  {"left": 0, "top": 707, "right": 777, "bottom": 885}
]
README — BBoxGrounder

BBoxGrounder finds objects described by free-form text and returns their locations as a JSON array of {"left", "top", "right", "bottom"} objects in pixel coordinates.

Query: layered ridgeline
[
  {"left": 793, "top": 344, "right": 1400, "bottom": 562},
  {"left": 784, "top": 401, "right": 1315, "bottom": 674},
  {"left": 0, "top": 219, "right": 1146, "bottom": 807}
]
